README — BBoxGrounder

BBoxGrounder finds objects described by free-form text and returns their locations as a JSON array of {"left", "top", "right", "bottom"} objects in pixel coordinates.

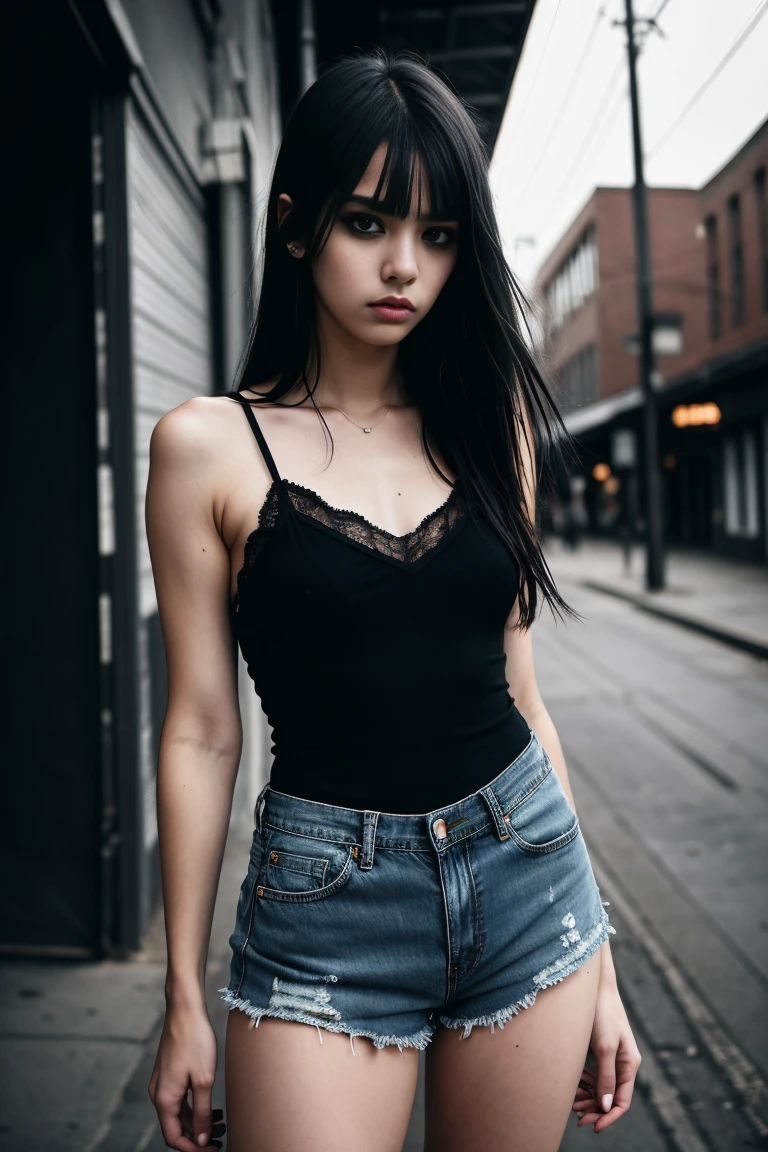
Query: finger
[
  {"left": 572, "top": 1097, "right": 597, "bottom": 1112},
  {"left": 593, "top": 1099, "right": 631, "bottom": 1133},
  {"left": 614, "top": 1071, "right": 637, "bottom": 1113},
  {"left": 158, "top": 1085, "right": 218, "bottom": 1152},
  {"left": 180, "top": 1096, "right": 226, "bottom": 1141},
  {"left": 593, "top": 1066, "right": 638, "bottom": 1132},
  {"left": 192, "top": 1080, "right": 214, "bottom": 1148},
  {"left": 595, "top": 1046, "right": 617, "bottom": 1114},
  {"left": 576, "top": 1097, "right": 629, "bottom": 1130}
]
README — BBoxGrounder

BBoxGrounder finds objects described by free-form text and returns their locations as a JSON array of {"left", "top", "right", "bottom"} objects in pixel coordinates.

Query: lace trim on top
[{"left": 235, "top": 477, "right": 465, "bottom": 600}]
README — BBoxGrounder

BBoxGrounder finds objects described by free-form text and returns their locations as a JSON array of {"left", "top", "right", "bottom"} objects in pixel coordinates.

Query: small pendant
[{"left": 363, "top": 427, "right": 371, "bottom": 433}]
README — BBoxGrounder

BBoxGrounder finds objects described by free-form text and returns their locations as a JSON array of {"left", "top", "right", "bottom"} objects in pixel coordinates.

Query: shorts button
[{"left": 433, "top": 818, "right": 447, "bottom": 839}]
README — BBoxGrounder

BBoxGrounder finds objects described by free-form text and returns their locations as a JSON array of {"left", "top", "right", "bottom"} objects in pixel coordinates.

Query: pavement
[
  {"left": 2, "top": 540, "right": 766, "bottom": 1151},
  {"left": 549, "top": 535, "right": 768, "bottom": 658}
]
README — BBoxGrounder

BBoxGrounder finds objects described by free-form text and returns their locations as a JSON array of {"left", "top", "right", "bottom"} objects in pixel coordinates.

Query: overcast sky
[{"left": 489, "top": 0, "right": 768, "bottom": 290}]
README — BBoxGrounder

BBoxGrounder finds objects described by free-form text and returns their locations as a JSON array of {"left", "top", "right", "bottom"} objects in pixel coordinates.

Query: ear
[
  {"left": 277, "top": 193, "right": 306, "bottom": 257},
  {"left": 276, "top": 192, "right": 293, "bottom": 229}
]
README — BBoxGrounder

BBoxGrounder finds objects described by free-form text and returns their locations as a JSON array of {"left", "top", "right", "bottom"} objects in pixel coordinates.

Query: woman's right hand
[{"left": 148, "top": 1006, "right": 226, "bottom": 1150}]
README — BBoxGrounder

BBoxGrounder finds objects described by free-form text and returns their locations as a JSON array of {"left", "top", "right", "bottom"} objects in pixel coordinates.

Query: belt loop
[
  {"left": 359, "top": 811, "right": 379, "bottom": 870},
  {"left": 478, "top": 784, "right": 510, "bottom": 841},
  {"left": 254, "top": 781, "right": 270, "bottom": 833}
]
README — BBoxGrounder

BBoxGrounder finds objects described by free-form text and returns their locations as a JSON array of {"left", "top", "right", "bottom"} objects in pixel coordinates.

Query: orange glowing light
[
  {"left": 671, "top": 403, "right": 721, "bottom": 428},
  {"left": 603, "top": 476, "right": 621, "bottom": 494},
  {"left": 592, "top": 463, "right": 611, "bottom": 482}
]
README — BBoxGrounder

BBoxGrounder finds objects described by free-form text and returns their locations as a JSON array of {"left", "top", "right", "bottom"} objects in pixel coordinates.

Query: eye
[
  {"left": 423, "top": 226, "right": 457, "bottom": 246},
  {"left": 346, "top": 214, "right": 384, "bottom": 236}
]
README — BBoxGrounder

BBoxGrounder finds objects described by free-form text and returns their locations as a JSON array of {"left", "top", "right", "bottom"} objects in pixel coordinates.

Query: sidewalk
[
  {"left": 544, "top": 536, "right": 768, "bottom": 658},
  {"left": 0, "top": 819, "right": 254, "bottom": 1152}
]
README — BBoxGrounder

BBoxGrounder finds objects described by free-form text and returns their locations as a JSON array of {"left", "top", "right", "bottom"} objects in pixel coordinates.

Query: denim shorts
[{"left": 219, "top": 730, "right": 615, "bottom": 1053}]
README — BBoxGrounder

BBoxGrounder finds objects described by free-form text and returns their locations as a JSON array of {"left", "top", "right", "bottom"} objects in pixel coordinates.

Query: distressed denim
[{"left": 219, "top": 730, "right": 615, "bottom": 1053}]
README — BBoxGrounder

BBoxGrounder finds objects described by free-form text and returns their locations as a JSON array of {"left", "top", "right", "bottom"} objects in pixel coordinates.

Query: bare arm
[
  {"left": 146, "top": 396, "right": 241, "bottom": 1005},
  {"left": 145, "top": 397, "right": 241, "bottom": 1150}
]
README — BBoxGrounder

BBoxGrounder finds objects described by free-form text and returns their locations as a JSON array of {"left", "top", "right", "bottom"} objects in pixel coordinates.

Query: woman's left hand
[{"left": 572, "top": 979, "right": 642, "bottom": 1133}]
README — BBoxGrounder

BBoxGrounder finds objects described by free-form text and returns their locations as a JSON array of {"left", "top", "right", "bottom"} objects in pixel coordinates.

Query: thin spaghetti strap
[{"left": 229, "top": 393, "right": 283, "bottom": 485}]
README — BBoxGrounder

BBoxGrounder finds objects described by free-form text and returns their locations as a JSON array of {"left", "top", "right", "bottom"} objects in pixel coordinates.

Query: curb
[{"left": 582, "top": 580, "right": 768, "bottom": 661}]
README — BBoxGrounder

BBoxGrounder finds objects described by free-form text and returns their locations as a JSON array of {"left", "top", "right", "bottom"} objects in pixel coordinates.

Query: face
[{"left": 280, "top": 143, "right": 460, "bottom": 347}]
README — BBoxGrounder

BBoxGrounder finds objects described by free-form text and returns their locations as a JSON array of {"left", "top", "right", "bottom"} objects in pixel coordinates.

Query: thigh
[
  {"left": 225, "top": 1007, "right": 421, "bottom": 1152},
  {"left": 424, "top": 953, "right": 601, "bottom": 1152}
]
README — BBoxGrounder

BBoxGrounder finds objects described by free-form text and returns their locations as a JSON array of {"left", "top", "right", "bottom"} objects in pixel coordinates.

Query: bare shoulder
[
  {"left": 150, "top": 394, "right": 235, "bottom": 462},
  {"left": 148, "top": 384, "right": 283, "bottom": 471}
]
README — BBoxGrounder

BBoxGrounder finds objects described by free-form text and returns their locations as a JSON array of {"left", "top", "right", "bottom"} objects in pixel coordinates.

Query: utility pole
[{"left": 618, "top": 0, "right": 665, "bottom": 590}]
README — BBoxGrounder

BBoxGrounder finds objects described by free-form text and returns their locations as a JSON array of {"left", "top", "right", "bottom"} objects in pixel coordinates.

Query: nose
[{"left": 381, "top": 233, "right": 418, "bottom": 286}]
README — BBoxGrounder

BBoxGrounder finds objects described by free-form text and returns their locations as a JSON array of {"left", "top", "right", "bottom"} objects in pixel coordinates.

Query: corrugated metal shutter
[
  {"left": 126, "top": 103, "right": 213, "bottom": 619},
  {"left": 125, "top": 103, "right": 213, "bottom": 857}
]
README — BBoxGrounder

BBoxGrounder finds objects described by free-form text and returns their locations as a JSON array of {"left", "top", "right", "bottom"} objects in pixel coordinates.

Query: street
[{"left": 2, "top": 544, "right": 766, "bottom": 1151}]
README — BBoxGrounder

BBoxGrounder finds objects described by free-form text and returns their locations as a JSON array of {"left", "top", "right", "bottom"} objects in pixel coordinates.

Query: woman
[{"left": 146, "top": 49, "right": 641, "bottom": 1152}]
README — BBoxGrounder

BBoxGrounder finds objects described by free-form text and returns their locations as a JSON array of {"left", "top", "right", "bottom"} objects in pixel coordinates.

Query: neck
[{"left": 305, "top": 297, "right": 411, "bottom": 413}]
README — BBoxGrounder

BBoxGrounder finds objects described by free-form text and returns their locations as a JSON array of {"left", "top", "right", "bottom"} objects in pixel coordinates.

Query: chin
[{"left": 341, "top": 319, "right": 410, "bottom": 346}]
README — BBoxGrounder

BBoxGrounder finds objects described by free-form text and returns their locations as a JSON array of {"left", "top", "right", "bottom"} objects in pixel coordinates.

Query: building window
[
  {"left": 560, "top": 343, "right": 599, "bottom": 410},
  {"left": 704, "top": 215, "right": 720, "bottom": 339},
  {"left": 756, "top": 166, "right": 768, "bottom": 313},
  {"left": 546, "top": 226, "right": 599, "bottom": 331},
  {"left": 727, "top": 194, "right": 744, "bottom": 326}
]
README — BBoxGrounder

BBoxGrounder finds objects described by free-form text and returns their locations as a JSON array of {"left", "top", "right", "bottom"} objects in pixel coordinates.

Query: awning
[{"left": 563, "top": 387, "right": 643, "bottom": 436}]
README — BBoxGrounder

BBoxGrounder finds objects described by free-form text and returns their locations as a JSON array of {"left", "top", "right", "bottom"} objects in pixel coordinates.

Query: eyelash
[{"left": 343, "top": 213, "right": 457, "bottom": 247}]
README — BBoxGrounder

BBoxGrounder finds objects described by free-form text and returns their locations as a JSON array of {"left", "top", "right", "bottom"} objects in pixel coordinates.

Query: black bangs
[
  {"left": 365, "top": 124, "right": 468, "bottom": 226},
  {"left": 304, "top": 68, "right": 472, "bottom": 257}
]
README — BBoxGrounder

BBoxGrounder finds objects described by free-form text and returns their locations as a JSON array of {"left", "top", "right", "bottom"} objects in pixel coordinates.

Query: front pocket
[
  {"left": 256, "top": 827, "right": 355, "bottom": 903},
  {"left": 504, "top": 760, "right": 580, "bottom": 855}
]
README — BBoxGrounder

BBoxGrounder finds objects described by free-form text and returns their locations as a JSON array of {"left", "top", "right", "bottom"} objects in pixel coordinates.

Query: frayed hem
[
  {"left": 438, "top": 907, "right": 616, "bottom": 1040},
  {"left": 217, "top": 987, "right": 436, "bottom": 1054},
  {"left": 439, "top": 989, "right": 539, "bottom": 1038},
  {"left": 532, "top": 906, "right": 615, "bottom": 992}
]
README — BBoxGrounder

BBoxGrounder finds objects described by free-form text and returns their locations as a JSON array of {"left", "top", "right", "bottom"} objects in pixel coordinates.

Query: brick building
[{"left": 536, "top": 117, "right": 768, "bottom": 563}]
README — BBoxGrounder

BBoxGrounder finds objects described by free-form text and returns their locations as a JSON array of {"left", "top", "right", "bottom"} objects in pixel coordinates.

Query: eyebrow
[{"left": 343, "top": 194, "right": 458, "bottom": 223}]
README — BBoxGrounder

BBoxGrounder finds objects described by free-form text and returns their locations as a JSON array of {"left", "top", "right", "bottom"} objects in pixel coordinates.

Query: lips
[
  {"left": 367, "top": 296, "right": 416, "bottom": 321},
  {"left": 370, "top": 296, "right": 414, "bottom": 311}
]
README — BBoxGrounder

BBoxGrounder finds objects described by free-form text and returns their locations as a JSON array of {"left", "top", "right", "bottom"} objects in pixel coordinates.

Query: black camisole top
[{"left": 227, "top": 392, "right": 531, "bottom": 814}]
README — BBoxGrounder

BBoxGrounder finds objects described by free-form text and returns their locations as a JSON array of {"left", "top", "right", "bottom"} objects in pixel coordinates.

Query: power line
[
  {"left": 646, "top": 0, "right": 768, "bottom": 160},
  {"left": 512, "top": 0, "right": 671, "bottom": 211},
  {"left": 506, "top": 0, "right": 566, "bottom": 132},
  {"left": 517, "top": 5, "right": 608, "bottom": 202},
  {"left": 650, "top": 0, "right": 673, "bottom": 22},
  {"left": 537, "top": 61, "right": 628, "bottom": 226},
  {"left": 519, "top": 0, "right": 671, "bottom": 243}
]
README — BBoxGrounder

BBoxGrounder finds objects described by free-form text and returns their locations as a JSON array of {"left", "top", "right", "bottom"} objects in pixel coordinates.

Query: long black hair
[{"left": 232, "top": 47, "right": 575, "bottom": 628}]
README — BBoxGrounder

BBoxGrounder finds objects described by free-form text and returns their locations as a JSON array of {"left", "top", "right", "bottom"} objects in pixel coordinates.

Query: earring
[{"left": 289, "top": 243, "right": 301, "bottom": 256}]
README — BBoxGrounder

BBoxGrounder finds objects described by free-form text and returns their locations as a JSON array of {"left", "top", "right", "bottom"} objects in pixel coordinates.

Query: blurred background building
[{"left": 537, "top": 118, "right": 768, "bottom": 562}]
